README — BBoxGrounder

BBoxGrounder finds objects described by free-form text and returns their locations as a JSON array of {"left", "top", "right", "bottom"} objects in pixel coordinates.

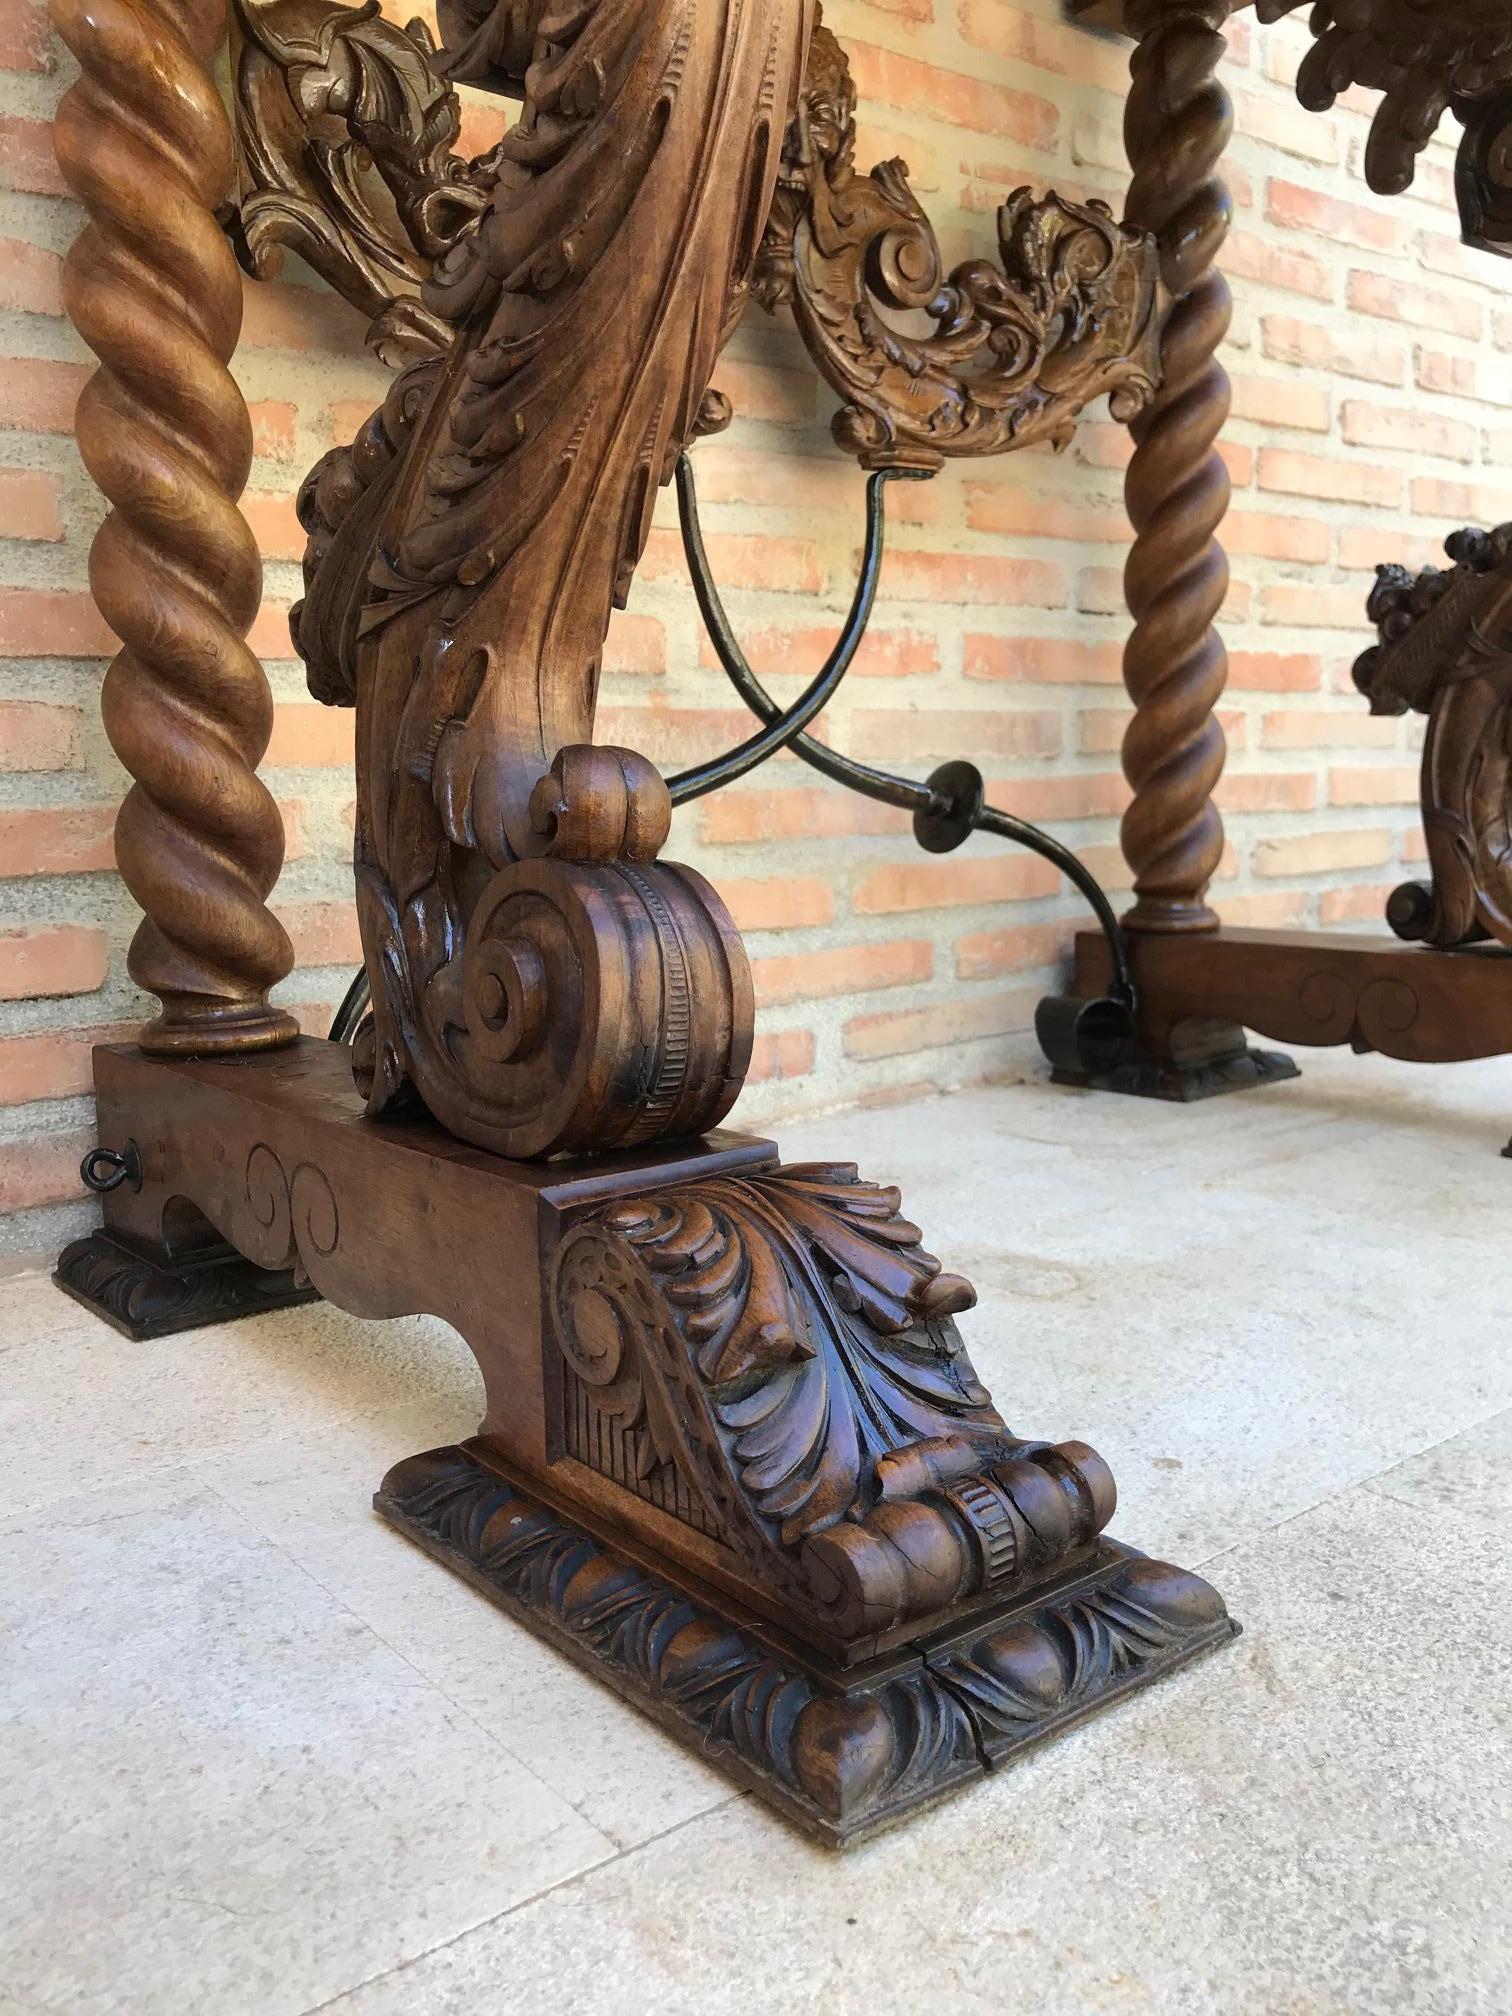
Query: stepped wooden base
[
  {"left": 63, "top": 1037, "right": 1236, "bottom": 1841},
  {"left": 54, "top": 1227, "right": 316, "bottom": 1341},
  {"left": 377, "top": 1440, "right": 1237, "bottom": 1846},
  {"left": 1070, "top": 926, "right": 1512, "bottom": 1100}
]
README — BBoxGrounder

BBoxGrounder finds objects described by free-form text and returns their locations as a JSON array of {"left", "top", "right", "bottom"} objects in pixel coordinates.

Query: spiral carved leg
[
  {"left": 1118, "top": 0, "right": 1234, "bottom": 934},
  {"left": 51, "top": 0, "right": 297, "bottom": 1052}
]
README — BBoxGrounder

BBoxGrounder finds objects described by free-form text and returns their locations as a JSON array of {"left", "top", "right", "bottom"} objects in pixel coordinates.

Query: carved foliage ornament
[
  {"left": 1258, "top": 0, "right": 1512, "bottom": 253},
  {"left": 753, "top": 22, "right": 1164, "bottom": 468},
  {"left": 228, "top": 0, "right": 493, "bottom": 363},
  {"left": 1355, "top": 525, "right": 1512, "bottom": 949},
  {"left": 551, "top": 1161, "right": 1119, "bottom": 1640}
]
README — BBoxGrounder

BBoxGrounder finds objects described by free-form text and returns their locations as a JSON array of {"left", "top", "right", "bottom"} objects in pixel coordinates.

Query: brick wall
[{"left": 0, "top": 0, "right": 1503, "bottom": 1255}]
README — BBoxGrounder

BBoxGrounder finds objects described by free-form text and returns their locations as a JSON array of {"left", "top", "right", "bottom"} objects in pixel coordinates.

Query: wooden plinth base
[
  {"left": 377, "top": 1439, "right": 1237, "bottom": 1846},
  {"left": 1072, "top": 925, "right": 1512, "bottom": 1081},
  {"left": 65, "top": 1037, "right": 1237, "bottom": 1842},
  {"left": 54, "top": 1227, "right": 317, "bottom": 1340}
]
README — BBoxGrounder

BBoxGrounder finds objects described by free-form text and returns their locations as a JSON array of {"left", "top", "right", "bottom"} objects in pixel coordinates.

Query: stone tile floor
[{"left": 3, "top": 1047, "right": 1510, "bottom": 2014}]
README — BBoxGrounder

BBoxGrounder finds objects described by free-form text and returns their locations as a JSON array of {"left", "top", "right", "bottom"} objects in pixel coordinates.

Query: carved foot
[
  {"left": 376, "top": 1442, "right": 1237, "bottom": 1847},
  {"left": 1046, "top": 1013, "right": 1299, "bottom": 1103},
  {"left": 54, "top": 1228, "right": 317, "bottom": 1341}
]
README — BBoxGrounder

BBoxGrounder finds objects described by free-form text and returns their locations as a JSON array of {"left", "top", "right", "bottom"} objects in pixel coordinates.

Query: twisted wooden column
[
  {"left": 51, "top": 0, "right": 297, "bottom": 1052},
  {"left": 1118, "top": 0, "right": 1234, "bottom": 933}
]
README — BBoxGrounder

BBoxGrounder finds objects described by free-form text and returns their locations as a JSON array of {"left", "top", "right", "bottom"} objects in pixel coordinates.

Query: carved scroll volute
[
  {"left": 754, "top": 20, "right": 1163, "bottom": 470},
  {"left": 296, "top": 0, "right": 809, "bottom": 1155}
]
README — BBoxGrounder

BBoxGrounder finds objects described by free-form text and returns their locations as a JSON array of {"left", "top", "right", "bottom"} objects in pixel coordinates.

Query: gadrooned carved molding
[{"left": 377, "top": 1441, "right": 1236, "bottom": 1844}]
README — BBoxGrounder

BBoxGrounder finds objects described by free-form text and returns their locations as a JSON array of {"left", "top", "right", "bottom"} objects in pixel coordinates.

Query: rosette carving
[
  {"left": 550, "top": 1163, "right": 1118, "bottom": 1639},
  {"left": 51, "top": 0, "right": 298, "bottom": 1053},
  {"left": 755, "top": 21, "right": 1163, "bottom": 470}
]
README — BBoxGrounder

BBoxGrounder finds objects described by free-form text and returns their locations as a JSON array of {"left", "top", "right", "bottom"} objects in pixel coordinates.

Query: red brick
[
  {"left": 277, "top": 902, "right": 362, "bottom": 967},
  {"left": 1258, "top": 448, "right": 1401, "bottom": 510},
  {"left": 964, "top": 482, "right": 1131, "bottom": 545},
  {"left": 1266, "top": 178, "right": 1402, "bottom": 254},
  {"left": 1228, "top": 651, "right": 1322, "bottom": 693},
  {"left": 0, "top": 1132, "right": 92, "bottom": 1213},
  {"left": 0, "top": 804, "right": 115, "bottom": 874},
  {"left": 1340, "top": 401, "right": 1476, "bottom": 464},
  {"left": 0, "top": 467, "right": 63, "bottom": 541},
  {"left": 603, "top": 612, "right": 666, "bottom": 678},
  {"left": 0, "top": 588, "right": 115, "bottom": 657},
  {"left": 0, "top": 925, "right": 107, "bottom": 1000},
  {"left": 1223, "top": 230, "right": 1333, "bottom": 304},
  {"left": 1347, "top": 269, "right": 1483, "bottom": 343},
  {"left": 957, "top": 0, "right": 1130, "bottom": 93},
  {"left": 1262, "top": 711, "right": 1401, "bottom": 751},
  {"left": 883, "top": 550, "right": 1066, "bottom": 609},
  {"left": 264, "top": 705, "right": 354, "bottom": 769},
  {"left": 1216, "top": 889, "right": 1311, "bottom": 929},
  {"left": 1319, "top": 884, "right": 1395, "bottom": 925},
  {"left": 747, "top": 1028, "right": 816, "bottom": 1084},
  {"left": 1414, "top": 348, "right": 1478, "bottom": 400},
  {"left": 720, "top": 877, "right": 835, "bottom": 931},
  {"left": 0, "top": 0, "right": 52, "bottom": 71},
  {"left": 752, "top": 939, "right": 932, "bottom": 1007},
  {"left": 0, "top": 237, "right": 63, "bottom": 316},
  {"left": 248, "top": 401, "right": 298, "bottom": 458},
  {"left": 1261, "top": 583, "right": 1377, "bottom": 630},
  {"left": 1262, "top": 315, "right": 1405, "bottom": 387},
  {"left": 1252, "top": 828, "right": 1391, "bottom": 877},
  {"left": 843, "top": 986, "right": 1039, "bottom": 1060},
  {"left": 1410, "top": 476, "right": 1512, "bottom": 524},
  {"left": 1214, "top": 770, "right": 1318, "bottom": 814},
  {"left": 698, "top": 786, "right": 908, "bottom": 845},
  {"left": 240, "top": 276, "right": 369, "bottom": 355},
  {"left": 955, "top": 921, "right": 1070, "bottom": 981},
  {"left": 847, "top": 40, "right": 1058, "bottom": 145},
  {"left": 697, "top": 622, "right": 937, "bottom": 681},
  {"left": 641, "top": 528, "right": 821, "bottom": 594},
  {"left": 0, "top": 701, "right": 83, "bottom": 771},
  {"left": 0, "top": 356, "right": 90, "bottom": 434},
  {"left": 1224, "top": 512, "right": 1330, "bottom": 563},
  {"left": 708, "top": 357, "right": 816, "bottom": 427},
  {"left": 962, "top": 635, "right": 1123, "bottom": 685},
  {"left": 0, "top": 1022, "right": 132, "bottom": 1105},
  {"left": 987, "top": 772, "right": 1129, "bottom": 821},
  {"left": 1329, "top": 765, "right": 1420, "bottom": 807},
  {"left": 242, "top": 490, "right": 305, "bottom": 563},
  {"left": 853, "top": 855, "right": 1059, "bottom": 915},
  {"left": 1228, "top": 374, "right": 1331, "bottom": 433},
  {"left": 851, "top": 708, "right": 1061, "bottom": 762},
  {"left": 0, "top": 115, "right": 65, "bottom": 195}
]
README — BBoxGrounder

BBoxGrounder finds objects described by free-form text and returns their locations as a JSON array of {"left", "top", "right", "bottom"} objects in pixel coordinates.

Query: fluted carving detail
[
  {"left": 51, "top": 0, "right": 297, "bottom": 1051},
  {"left": 1118, "top": 0, "right": 1233, "bottom": 933}
]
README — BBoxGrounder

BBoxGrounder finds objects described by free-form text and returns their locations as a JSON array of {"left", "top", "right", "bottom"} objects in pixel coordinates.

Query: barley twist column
[
  {"left": 1118, "top": 0, "right": 1234, "bottom": 933},
  {"left": 51, "top": 0, "right": 298, "bottom": 1051}
]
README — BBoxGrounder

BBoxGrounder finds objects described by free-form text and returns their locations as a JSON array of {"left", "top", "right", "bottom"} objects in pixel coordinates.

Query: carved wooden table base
[{"left": 60, "top": 1040, "right": 1236, "bottom": 1843}]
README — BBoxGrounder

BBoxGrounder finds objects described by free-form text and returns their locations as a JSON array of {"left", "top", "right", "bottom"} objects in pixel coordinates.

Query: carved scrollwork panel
[{"left": 753, "top": 22, "right": 1164, "bottom": 469}]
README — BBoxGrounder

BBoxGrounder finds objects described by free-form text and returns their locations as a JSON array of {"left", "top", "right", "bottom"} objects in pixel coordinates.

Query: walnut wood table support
[{"left": 69, "top": 1037, "right": 1236, "bottom": 1845}]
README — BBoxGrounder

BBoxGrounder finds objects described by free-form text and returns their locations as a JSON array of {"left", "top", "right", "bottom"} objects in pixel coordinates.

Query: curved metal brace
[
  {"left": 665, "top": 466, "right": 929, "bottom": 805},
  {"left": 673, "top": 451, "right": 1137, "bottom": 1032}
]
